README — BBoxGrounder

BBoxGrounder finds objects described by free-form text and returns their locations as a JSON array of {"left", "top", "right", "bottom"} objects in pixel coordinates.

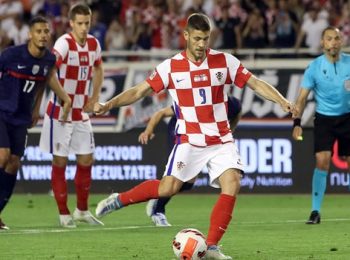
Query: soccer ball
[{"left": 172, "top": 228, "right": 207, "bottom": 260}]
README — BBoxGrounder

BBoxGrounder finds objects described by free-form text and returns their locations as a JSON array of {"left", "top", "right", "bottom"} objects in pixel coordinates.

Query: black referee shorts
[{"left": 314, "top": 112, "right": 350, "bottom": 156}]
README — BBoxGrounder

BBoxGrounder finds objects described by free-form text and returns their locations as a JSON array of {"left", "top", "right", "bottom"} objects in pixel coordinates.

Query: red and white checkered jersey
[
  {"left": 146, "top": 49, "right": 252, "bottom": 146},
  {"left": 46, "top": 33, "right": 102, "bottom": 122}
]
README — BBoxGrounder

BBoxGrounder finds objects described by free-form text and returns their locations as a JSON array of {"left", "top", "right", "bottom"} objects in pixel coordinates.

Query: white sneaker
[
  {"left": 95, "top": 193, "right": 122, "bottom": 218},
  {"left": 205, "top": 245, "right": 232, "bottom": 260},
  {"left": 59, "top": 214, "right": 76, "bottom": 228},
  {"left": 146, "top": 199, "right": 158, "bottom": 217},
  {"left": 73, "top": 208, "right": 104, "bottom": 226},
  {"left": 151, "top": 213, "right": 171, "bottom": 227}
]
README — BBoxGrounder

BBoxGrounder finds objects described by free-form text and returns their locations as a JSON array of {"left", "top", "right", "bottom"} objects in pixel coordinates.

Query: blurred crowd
[{"left": 1, "top": 0, "right": 350, "bottom": 55}]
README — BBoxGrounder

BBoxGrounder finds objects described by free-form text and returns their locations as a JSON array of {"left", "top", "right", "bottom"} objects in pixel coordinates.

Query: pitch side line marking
[{"left": 2, "top": 218, "right": 350, "bottom": 235}]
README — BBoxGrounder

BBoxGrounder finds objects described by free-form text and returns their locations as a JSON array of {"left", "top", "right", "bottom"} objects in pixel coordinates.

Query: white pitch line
[
  {"left": 0, "top": 224, "right": 182, "bottom": 235},
  {"left": 2, "top": 218, "right": 350, "bottom": 235}
]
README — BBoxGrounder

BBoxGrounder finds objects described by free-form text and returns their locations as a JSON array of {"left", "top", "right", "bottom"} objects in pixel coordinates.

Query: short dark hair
[
  {"left": 69, "top": 3, "right": 91, "bottom": 20},
  {"left": 321, "top": 26, "right": 340, "bottom": 38},
  {"left": 185, "top": 13, "right": 211, "bottom": 32},
  {"left": 29, "top": 16, "right": 49, "bottom": 28}
]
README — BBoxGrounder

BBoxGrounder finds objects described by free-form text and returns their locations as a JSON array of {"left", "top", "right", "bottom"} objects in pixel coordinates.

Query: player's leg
[
  {"left": 96, "top": 176, "right": 183, "bottom": 218},
  {"left": 148, "top": 179, "right": 195, "bottom": 226},
  {"left": 205, "top": 142, "right": 243, "bottom": 260},
  {"left": 306, "top": 114, "right": 334, "bottom": 224},
  {"left": 40, "top": 115, "right": 75, "bottom": 227},
  {"left": 307, "top": 151, "right": 330, "bottom": 224},
  {"left": 96, "top": 143, "right": 204, "bottom": 218},
  {"left": 72, "top": 153, "right": 103, "bottom": 225},
  {"left": 0, "top": 121, "right": 27, "bottom": 230}
]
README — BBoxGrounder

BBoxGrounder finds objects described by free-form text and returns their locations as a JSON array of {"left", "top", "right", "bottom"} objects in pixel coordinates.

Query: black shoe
[
  {"left": 306, "top": 210, "right": 321, "bottom": 224},
  {"left": 0, "top": 218, "right": 9, "bottom": 230}
]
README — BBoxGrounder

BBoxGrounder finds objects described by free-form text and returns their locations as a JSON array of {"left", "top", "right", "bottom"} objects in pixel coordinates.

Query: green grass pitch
[{"left": 0, "top": 194, "right": 349, "bottom": 259}]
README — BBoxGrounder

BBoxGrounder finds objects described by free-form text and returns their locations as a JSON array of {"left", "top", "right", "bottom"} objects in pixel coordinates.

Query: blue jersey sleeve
[{"left": 301, "top": 63, "right": 315, "bottom": 90}]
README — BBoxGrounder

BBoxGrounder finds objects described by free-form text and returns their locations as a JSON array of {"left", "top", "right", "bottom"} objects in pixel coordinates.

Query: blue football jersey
[{"left": 0, "top": 44, "right": 55, "bottom": 126}]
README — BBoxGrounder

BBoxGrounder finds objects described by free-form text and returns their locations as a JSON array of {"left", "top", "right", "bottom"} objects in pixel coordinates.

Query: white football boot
[
  {"left": 59, "top": 214, "right": 76, "bottom": 228},
  {"left": 95, "top": 193, "right": 122, "bottom": 218},
  {"left": 73, "top": 208, "right": 104, "bottom": 226},
  {"left": 205, "top": 245, "right": 232, "bottom": 260},
  {"left": 151, "top": 213, "right": 172, "bottom": 227}
]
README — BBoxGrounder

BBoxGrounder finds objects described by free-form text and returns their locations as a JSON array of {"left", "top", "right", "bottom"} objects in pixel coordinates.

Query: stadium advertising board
[{"left": 16, "top": 128, "right": 349, "bottom": 194}]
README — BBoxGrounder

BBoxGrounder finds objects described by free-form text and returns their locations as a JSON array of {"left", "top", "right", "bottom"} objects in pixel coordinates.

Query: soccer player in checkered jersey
[
  {"left": 39, "top": 3, "right": 104, "bottom": 228},
  {"left": 0, "top": 16, "right": 71, "bottom": 230},
  {"left": 94, "top": 13, "right": 295, "bottom": 259},
  {"left": 139, "top": 96, "right": 242, "bottom": 227}
]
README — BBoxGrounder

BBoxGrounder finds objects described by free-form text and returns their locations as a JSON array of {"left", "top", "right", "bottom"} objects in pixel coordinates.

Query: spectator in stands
[
  {"left": 52, "top": 2, "right": 70, "bottom": 42},
  {"left": 105, "top": 19, "right": 128, "bottom": 59},
  {"left": 89, "top": 9, "right": 107, "bottom": 50},
  {"left": 294, "top": 6, "right": 328, "bottom": 55},
  {"left": 215, "top": 5, "right": 242, "bottom": 50},
  {"left": 0, "top": 0, "right": 24, "bottom": 38},
  {"left": 272, "top": 0, "right": 299, "bottom": 48},
  {"left": 6, "top": 15, "right": 29, "bottom": 46},
  {"left": 242, "top": 8, "right": 266, "bottom": 48}
]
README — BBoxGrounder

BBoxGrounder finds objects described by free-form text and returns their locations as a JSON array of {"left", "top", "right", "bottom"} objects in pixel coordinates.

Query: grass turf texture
[{"left": 0, "top": 194, "right": 349, "bottom": 259}]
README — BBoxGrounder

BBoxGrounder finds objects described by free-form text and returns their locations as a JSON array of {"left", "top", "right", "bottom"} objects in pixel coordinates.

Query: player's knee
[
  {"left": 0, "top": 149, "right": 11, "bottom": 167},
  {"left": 5, "top": 155, "right": 21, "bottom": 174}
]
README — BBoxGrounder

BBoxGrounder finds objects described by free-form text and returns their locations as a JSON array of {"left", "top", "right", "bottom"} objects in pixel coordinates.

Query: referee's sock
[
  {"left": 0, "top": 168, "right": 17, "bottom": 213},
  {"left": 311, "top": 168, "right": 328, "bottom": 212}
]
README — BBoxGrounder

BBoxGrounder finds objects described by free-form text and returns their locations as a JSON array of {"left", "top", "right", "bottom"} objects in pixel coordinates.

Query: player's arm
[
  {"left": 138, "top": 107, "right": 174, "bottom": 145},
  {"left": 47, "top": 67, "right": 72, "bottom": 121},
  {"left": 292, "top": 88, "right": 310, "bottom": 141},
  {"left": 84, "top": 62, "right": 104, "bottom": 113},
  {"left": 246, "top": 75, "right": 296, "bottom": 113},
  {"left": 93, "top": 80, "right": 153, "bottom": 115},
  {"left": 30, "top": 84, "right": 45, "bottom": 128},
  {"left": 229, "top": 111, "right": 242, "bottom": 131}
]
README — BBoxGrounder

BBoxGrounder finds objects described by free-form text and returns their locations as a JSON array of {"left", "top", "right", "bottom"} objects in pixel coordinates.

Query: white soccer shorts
[
  {"left": 39, "top": 114, "right": 95, "bottom": 156},
  {"left": 164, "top": 142, "right": 244, "bottom": 188}
]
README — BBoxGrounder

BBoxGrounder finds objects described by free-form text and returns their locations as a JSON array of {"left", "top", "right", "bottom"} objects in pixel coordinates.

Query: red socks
[
  {"left": 75, "top": 164, "right": 92, "bottom": 211},
  {"left": 51, "top": 164, "right": 69, "bottom": 215},
  {"left": 119, "top": 180, "right": 160, "bottom": 206},
  {"left": 206, "top": 194, "right": 236, "bottom": 246}
]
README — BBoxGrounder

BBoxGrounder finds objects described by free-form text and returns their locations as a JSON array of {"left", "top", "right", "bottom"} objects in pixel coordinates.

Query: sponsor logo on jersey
[{"left": 194, "top": 74, "right": 208, "bottom": 82}]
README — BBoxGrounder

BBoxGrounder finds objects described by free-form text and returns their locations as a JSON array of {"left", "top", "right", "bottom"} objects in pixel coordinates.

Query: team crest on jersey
[
  {"left": 32, "top": 65, "right": 40, "bottom": 75},
  {"left": 216, "top": 72, "right": 223, "bottom": 82},
  {"left": 43, "top": 66, "right": 49, "bottom": 76},
  {"left": 177, "top": 161, "right": 186, "bottom": 171},
  {"left": 149, "top": 70, "right": 157, "bottom": 80},
  {"left": 194, "top": 74, "right": 208, "bottom": 82}
]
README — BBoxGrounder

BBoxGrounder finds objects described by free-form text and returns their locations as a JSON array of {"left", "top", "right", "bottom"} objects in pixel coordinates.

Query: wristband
[{"left": 293, "top": 118, "right": 301, "bottom": 128}]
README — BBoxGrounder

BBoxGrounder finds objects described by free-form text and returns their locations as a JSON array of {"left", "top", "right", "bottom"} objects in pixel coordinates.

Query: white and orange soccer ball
[{"left": 172, "top": 228, "right": 207, "bottom": 260}]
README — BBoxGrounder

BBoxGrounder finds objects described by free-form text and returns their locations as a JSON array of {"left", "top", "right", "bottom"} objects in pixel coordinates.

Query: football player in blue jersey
[
  {"left": 0, "top": 16, "right": 71, "bottom": 230},
  {"left": 138, "top": 96, "right": 242, "bottom": 226},
  {"left": 292, "top": 27, "right": 350, "bottom": 224}
]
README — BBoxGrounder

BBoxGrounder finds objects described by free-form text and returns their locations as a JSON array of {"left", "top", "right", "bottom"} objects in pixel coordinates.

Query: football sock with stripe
[
  {"left": 207, "top": 194, "right": 236, "bottom": 246},
  {"left": 75, "top": 164, "right": 92, "bottom": 211},
  {"left": 119, "top": 180, "right": 160, "bottom": 206},
  {"left": 311, "top": 168, "right": 328, "bottom": 212},
  {"left": 51, "top": 164, "right": 70, "bottom": 215}
]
